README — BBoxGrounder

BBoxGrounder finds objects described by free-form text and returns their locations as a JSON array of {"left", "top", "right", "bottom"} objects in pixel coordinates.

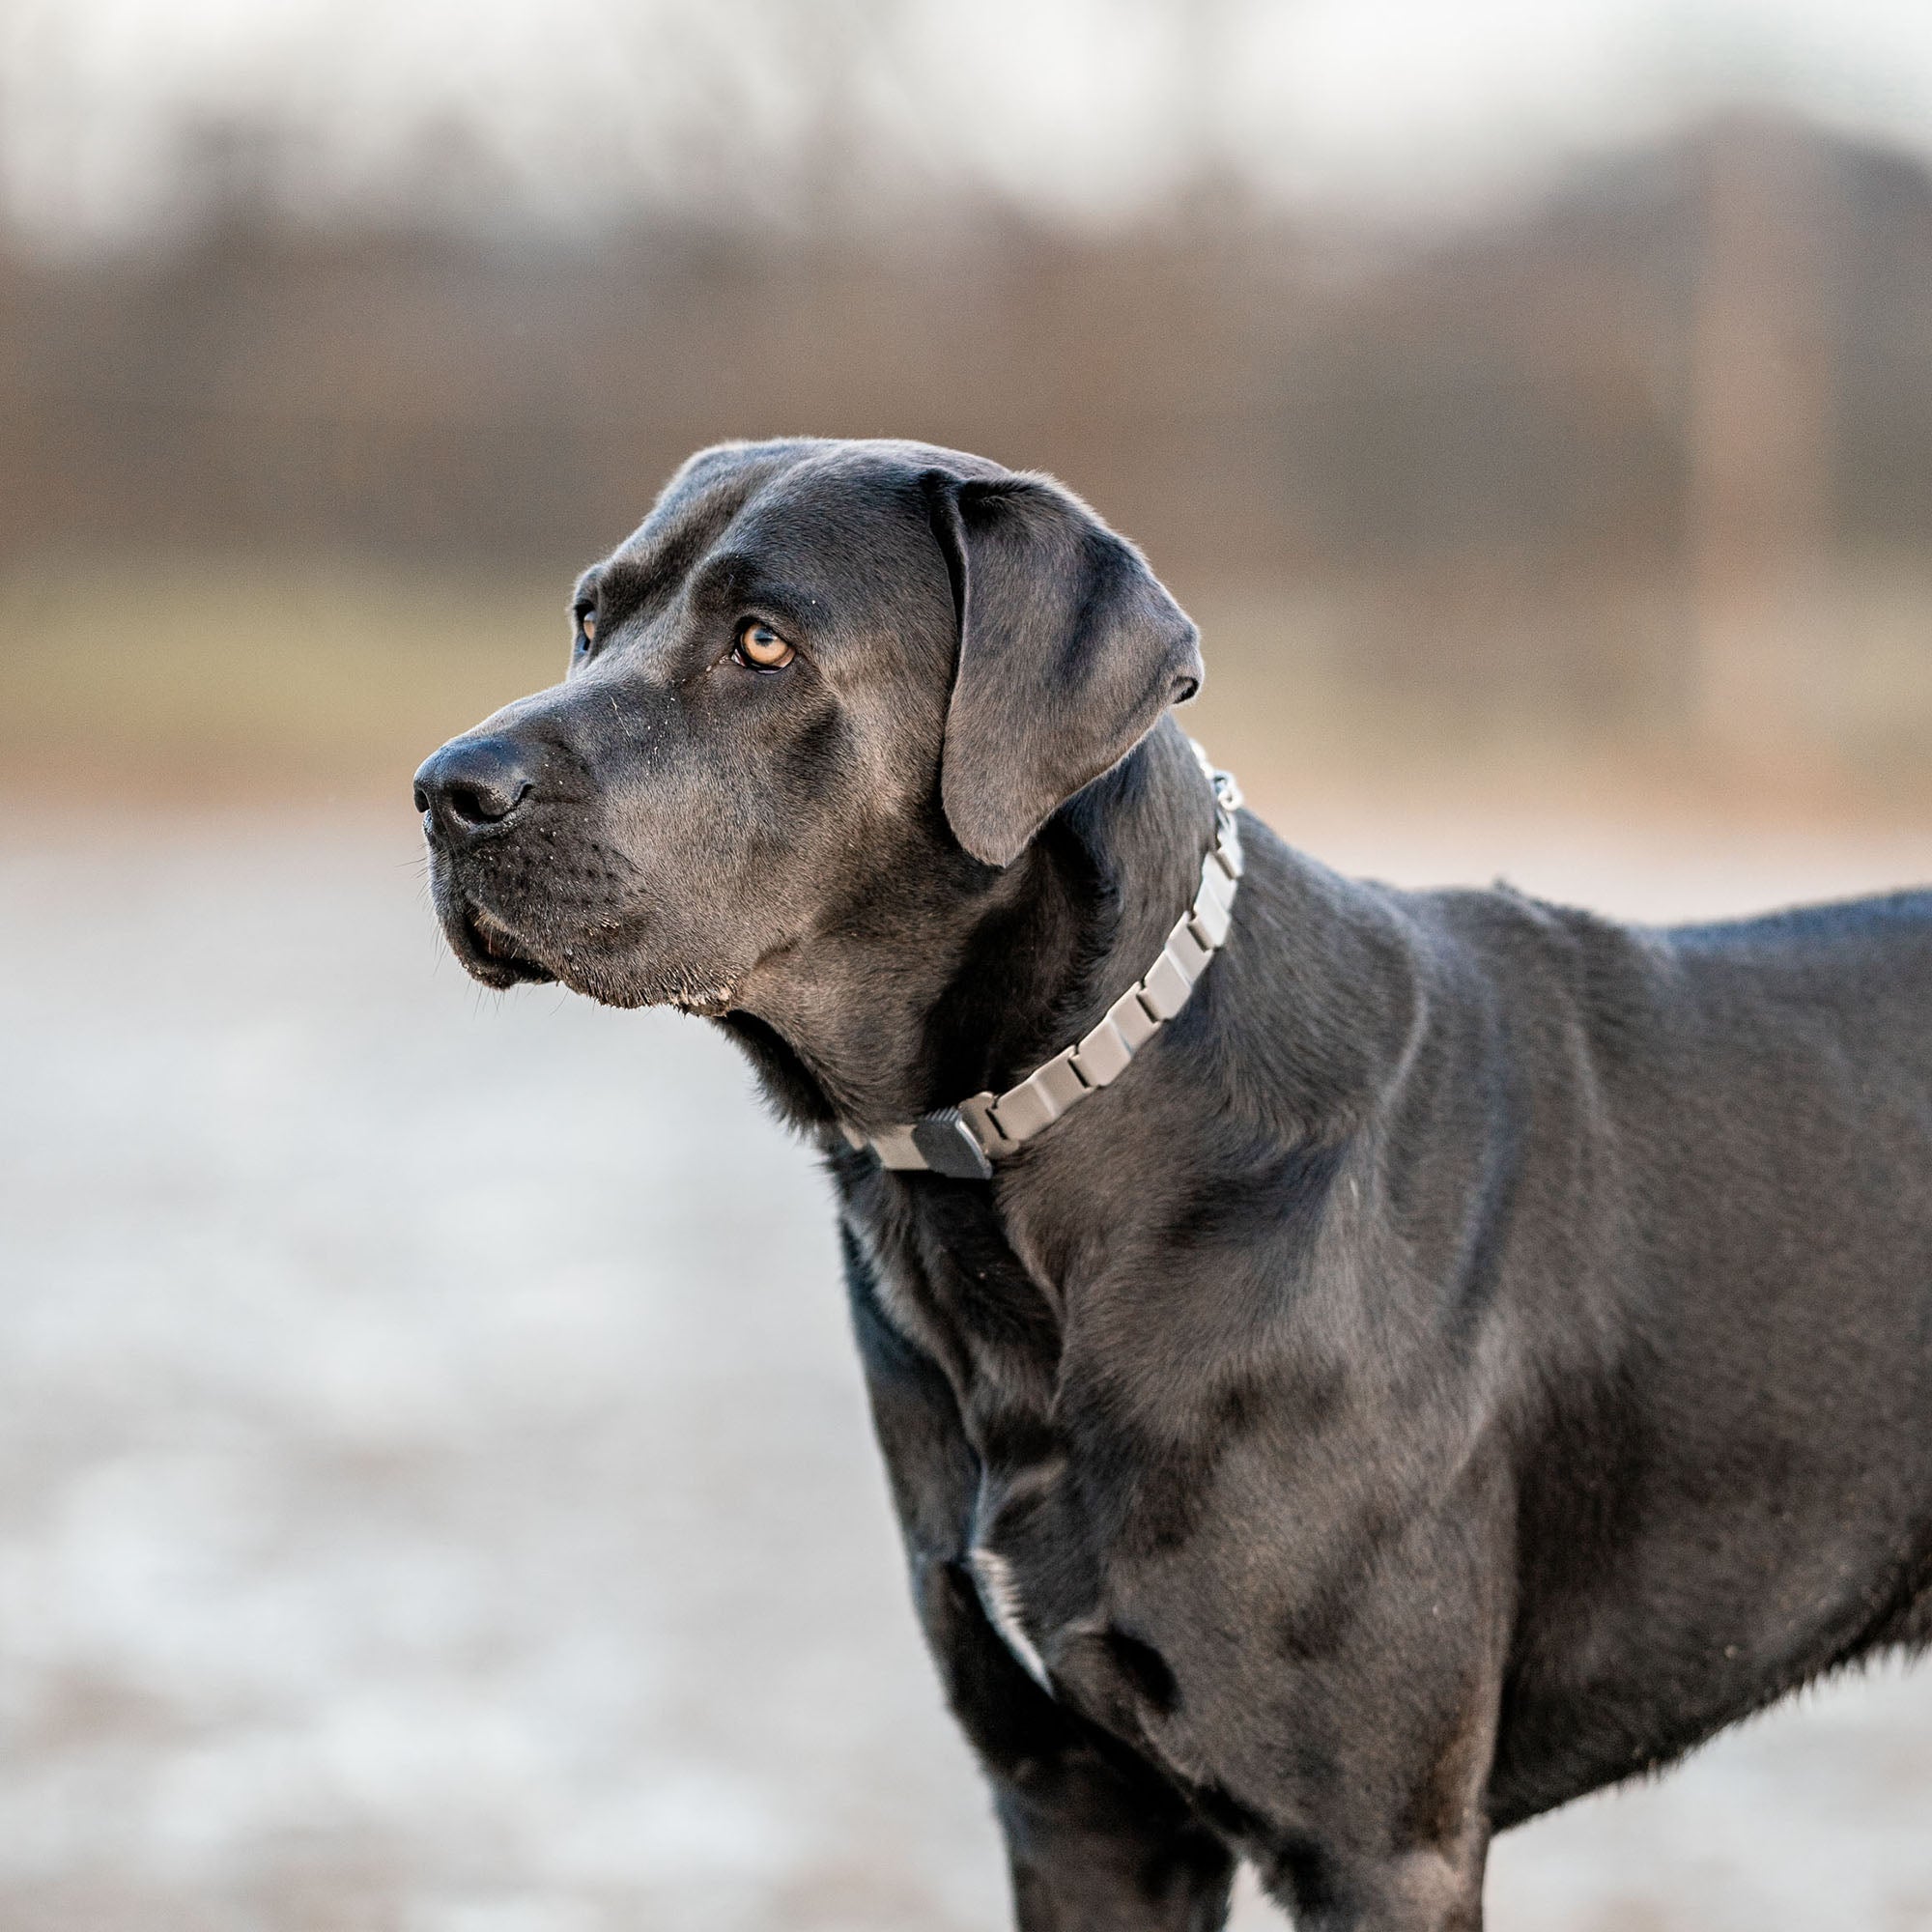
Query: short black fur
[{"left": 415, "top": 438, "right": 1932, "bottom": 1931}]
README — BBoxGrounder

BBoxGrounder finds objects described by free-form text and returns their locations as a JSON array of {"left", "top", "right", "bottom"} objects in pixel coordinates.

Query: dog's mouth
[
  {"left": 452, "top": 899, "right": 556, "bottom": 987},
  {"left": 428, "top": 855, "right": 765, "bottom": 1012}
]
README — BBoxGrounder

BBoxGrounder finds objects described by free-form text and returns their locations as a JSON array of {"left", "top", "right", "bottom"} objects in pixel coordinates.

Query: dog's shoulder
[{"left": 1373, "top": 872, "right": 1677, "bottom": 1036}]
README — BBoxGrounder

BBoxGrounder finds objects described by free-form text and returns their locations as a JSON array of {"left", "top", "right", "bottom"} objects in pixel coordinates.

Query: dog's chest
[
  {"left": 846, "top": 1184, "right": 1252, "bottom": 1775},
  {"left": 846, "top": 1187, "right": 1105, "bottom": 1683}
]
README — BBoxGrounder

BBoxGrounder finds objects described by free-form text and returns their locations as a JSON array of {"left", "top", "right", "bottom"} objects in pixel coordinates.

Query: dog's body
[{"left": 415, "top": 439, "right": 1932, "bottom": 1929}]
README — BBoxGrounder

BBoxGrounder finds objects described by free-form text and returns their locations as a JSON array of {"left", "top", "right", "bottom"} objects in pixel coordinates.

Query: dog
[{"left": 414, "top": 438, "right": 1932, "bottom": 1930}]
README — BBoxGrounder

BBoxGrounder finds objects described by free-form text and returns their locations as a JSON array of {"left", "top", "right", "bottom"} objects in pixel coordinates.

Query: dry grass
[
  {"left": 4, "top": 554, "right": 1931, "bottom": 830},
  {"left": 0, "top": 555, "right": 568, "bottom": 807}
]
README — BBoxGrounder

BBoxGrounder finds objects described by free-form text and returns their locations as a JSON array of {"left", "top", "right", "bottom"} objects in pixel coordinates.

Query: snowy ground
[{"left": 4, "top": 807, "right": 1931, "bottom": 1932}]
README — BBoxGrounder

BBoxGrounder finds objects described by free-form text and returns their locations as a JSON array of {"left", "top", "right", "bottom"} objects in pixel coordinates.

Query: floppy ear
[{"left": 925, "top": 471, "right": 1204, "bottom": 868}]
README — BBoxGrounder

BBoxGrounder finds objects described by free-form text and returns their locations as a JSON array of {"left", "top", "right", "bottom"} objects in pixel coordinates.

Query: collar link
[{"left": 838, "top": 740, "right": 1243, "bottom": 1181}]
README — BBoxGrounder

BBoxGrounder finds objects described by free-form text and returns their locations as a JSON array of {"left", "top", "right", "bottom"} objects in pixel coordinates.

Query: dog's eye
[
  {"left": 733, "top": 621, "right": 795, "bottom": 670},
  {"left": 573, "top": 607, "right": 597, "bottom": 652}
]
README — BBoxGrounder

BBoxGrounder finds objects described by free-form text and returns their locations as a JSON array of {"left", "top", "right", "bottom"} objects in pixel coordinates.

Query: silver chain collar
[{"left": 838, "top": 741, "right": 1243, "bottom": 1181}]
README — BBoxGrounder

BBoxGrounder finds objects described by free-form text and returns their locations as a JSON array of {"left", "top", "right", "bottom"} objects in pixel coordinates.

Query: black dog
[{"left": 414, "top": 439, "right": 1932, "bottom": 1930}]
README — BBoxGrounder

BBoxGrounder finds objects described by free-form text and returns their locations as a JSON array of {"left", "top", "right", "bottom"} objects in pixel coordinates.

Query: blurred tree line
[{"left": 2, "top": 106, "right": 1929, "bottom": 758}]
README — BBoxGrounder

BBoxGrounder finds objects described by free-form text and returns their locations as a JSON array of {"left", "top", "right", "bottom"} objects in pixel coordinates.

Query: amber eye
[
  {"left": 734, "top": 620, "right": 795, "bottom": 669},
  {"left": 574, "top": 606, "right": 597, "bottom": 650}
]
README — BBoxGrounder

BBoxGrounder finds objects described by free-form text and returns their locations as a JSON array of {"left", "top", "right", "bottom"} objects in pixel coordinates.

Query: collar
[{"left": 836, "top": 741, "right": 1243, "bottom": 1180}]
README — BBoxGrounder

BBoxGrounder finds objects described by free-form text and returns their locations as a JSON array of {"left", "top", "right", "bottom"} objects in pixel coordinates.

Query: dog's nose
[{"left": 412, "top": 736, "right": 534, "bottom": 838}]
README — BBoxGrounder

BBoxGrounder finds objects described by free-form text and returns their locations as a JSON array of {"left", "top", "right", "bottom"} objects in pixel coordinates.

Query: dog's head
[{"left": 414, "top": 439, "right": 1201, "bottom": 1051}]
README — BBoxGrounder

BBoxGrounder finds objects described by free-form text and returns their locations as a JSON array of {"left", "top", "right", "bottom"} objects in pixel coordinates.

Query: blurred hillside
[{"left": 3, "top": 109, "right": 1931, "bottom": 804}]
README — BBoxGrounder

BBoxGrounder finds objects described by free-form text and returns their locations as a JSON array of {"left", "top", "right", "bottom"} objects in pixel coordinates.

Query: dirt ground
[{"left": 5, "top": 806, "right": 1932, "bottom": 1932}]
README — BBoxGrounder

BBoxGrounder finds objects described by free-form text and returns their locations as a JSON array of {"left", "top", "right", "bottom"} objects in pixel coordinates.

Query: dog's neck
[{"left": 717, "top": 718, "right": 1217, "bottom": 1138}]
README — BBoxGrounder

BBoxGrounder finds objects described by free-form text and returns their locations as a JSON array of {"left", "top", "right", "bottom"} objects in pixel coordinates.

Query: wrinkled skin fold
[{"left": 415, "top": 439, "right": 1932, "bottom": 1930}]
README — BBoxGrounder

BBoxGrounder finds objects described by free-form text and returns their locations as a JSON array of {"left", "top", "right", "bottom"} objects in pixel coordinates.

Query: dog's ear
[{"left": 924, "top": 470, "right": 1203, "bottom": 868}]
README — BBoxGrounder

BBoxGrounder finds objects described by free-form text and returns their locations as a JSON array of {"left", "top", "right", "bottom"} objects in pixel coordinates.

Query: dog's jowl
[{"left": 415, "top": 439, "right": 1932, "bottom": 1931}]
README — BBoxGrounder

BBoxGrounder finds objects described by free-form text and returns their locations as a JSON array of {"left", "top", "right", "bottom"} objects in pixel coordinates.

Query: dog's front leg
[
  {"left": 1255, "top": 1833, "right": 1489, "bottom": 1932},
  {"left": 920, "top": 1554, "right": 1236, "bottom": 1932},
  {"left": 1234, "top": 1497, "right": 1505, "bottom": 1932},
  {"left": 848, "top": 1256, "right": 1235, "bottom": 1930}
]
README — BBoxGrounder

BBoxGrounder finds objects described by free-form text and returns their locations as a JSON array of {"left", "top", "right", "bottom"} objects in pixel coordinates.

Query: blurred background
[{"left": 4, "top": 2, "right": 1932, "bottom": 1928}]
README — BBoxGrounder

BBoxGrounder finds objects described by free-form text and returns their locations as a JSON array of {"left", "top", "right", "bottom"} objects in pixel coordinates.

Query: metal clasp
[{"left": 909, "top": 1107, "right": 996, "bottom": 1181}]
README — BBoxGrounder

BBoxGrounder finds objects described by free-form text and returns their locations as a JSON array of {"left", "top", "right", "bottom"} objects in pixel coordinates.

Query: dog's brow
[
  {"left": 594, "top": 554, "right": 673, "bottom": 619},
  {"left": 597, "top": 513, "right": 722, "bottom": 625},
  {"left": 687, "top": 551, "right": 759, "bottom": 605},
  {"left": 687, "top": 552, "right": 815, "bottom": 633}
]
